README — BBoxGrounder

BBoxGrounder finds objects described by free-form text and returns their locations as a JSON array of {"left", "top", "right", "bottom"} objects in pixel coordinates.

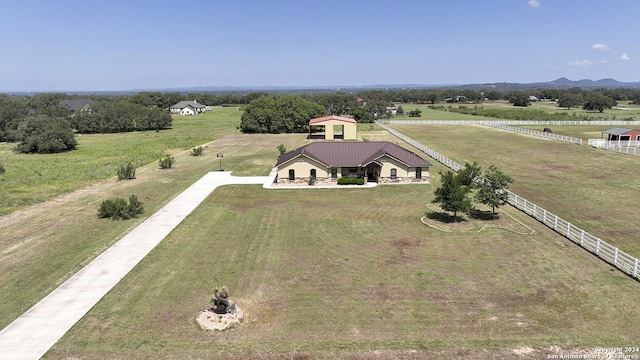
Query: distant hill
[
  {"left": 5, "top": 78, "right": 640, "bottom": 95},
  {"left": 464, "top": 78, "right": 640, "bottom": 91},
  {"left": 159, "top": 78, "right": 640, "bottom": 93}
]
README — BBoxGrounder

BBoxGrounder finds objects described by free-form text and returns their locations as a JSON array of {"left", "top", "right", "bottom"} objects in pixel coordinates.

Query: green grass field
[
  {"left": 389, "top": 124, "right": 640, "bottom": 256},
  {"left": 391, "top": 100, "right": 640, "bottom": 121},
  {"left": 0, "top": 108, "right": 242, "bottom": 216},
  {"left": 47, "top": 182, "right": 640, "bottom": 359},
  {"left": 1, "top": 108, "right": 640, "bottom": 359}
]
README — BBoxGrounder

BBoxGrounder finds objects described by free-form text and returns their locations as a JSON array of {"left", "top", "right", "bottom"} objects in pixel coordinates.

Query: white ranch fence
[
  {"left": 587, "top": 139, "right": 640, "bottom": 157},
  {"left": 375, "top": 121, "right": 640, "bottom": 280},
  {"left": 481, "top": 123, "right": 582, "bottom": 145},
  {"left": 380, "top": 120, "right": 639, "bottom": 126}
]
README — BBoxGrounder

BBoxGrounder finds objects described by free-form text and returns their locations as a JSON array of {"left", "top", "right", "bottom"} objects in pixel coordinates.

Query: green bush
[
  {"left": 15, "top": 115, "right": 77, "bottom": 154},
  {"left": 277, "top": 144, "right": 287, "bottom": 155},
  {"left": 190, "top": 146, "right": 204, "bottom": 156},
  {"left": 337, "top": 178, "right": 364, "bottom": 185},
  {"left": 97, "top": 195, "right": 144, "bottom": 220},
  {"left": 117, "top": 162, "right": 136, "bottom": 180},
  {"left": 159, "top": 155, "right": 175, "bottom": 169}
]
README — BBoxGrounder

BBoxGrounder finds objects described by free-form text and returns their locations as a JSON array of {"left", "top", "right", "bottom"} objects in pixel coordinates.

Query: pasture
[
  {"left": 392, "top": 100, "right": 640, "bottom": 122},
  {"left": 0, "top": 108, "right": 242, "bottom": 216},
  {"left": 389, "top": 124, "right": 640, "bottom": 256},
  {"left": 1, "top": 109, "right": 640, "bottom": 358},
  {"left": 46, "top": 163, "right": 640, "bottom": 359}
]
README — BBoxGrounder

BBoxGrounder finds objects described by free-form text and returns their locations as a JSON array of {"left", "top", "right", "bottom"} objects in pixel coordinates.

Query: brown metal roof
[
  {"left": 276, "top": 141, "right": 431, "bottom": 168},
  {"left": 309, "top": 115, "right": 357, "bottom": 125}
]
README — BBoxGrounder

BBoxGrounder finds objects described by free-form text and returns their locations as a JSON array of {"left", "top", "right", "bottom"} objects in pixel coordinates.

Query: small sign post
[{"left": 216, "top": 153, "right": 223, "bottom": 171}]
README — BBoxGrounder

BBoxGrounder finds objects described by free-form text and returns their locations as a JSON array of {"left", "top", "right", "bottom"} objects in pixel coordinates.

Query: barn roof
[
  {"left": 602, "top": 128, "right": 635, "bottom": 135},
  {"left": 276, "top": 141, "right": 431, "bottom": 168},
  {"left": 309, "top": 115, "right": 357, "bottom": 125}
]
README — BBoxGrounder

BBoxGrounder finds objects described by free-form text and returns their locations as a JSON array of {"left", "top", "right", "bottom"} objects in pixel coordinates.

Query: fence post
[
  {"left": 543, "top": 209, "right": 547, "bottom": 223},
  {"left": 614, "top": 248, "right": 619, "bottom": 265},
  {"left": 533, "top": 204, "right": 537, "bottom": 218},
  {"left": 580, "top": 230, "right": 584, "bottom": 246},
  {"left": 554, "top": 216, "right": 558, "bottom": 230},
  {"left": 634, "top": 259, "right": 639, "bottom": 278},
  {"left": 596, "top": 239, "right": 601, "bottom": 255},
  {"left": 566, "top": 223, "right": 571, "bottom": 237}
]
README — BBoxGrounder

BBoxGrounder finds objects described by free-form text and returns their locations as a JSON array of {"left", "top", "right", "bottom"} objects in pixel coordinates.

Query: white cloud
[
  {"left": 620, "top": 53, "right": 631, "bottom": 61},
  {"left": 528, "top": 0, "right": 541, "bottom": 8},
  {"left": 568, "top": 60, "right": 594, "bottom": 68},
  {"left": 592, "top": 43, "right": 611, "bottom": 52}
]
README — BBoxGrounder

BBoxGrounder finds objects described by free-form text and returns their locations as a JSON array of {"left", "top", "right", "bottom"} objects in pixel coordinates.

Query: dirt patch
[{"left": 196, "top": 307, "right": 243, "bottom": 331}]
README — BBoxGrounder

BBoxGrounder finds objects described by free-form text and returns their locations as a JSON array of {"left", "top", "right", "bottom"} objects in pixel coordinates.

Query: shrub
[
  {"left": 159, "top": 155, "right": 175, "bottom": 169},
  {"left": 97, "top": 195, "right": 144, "bottom": 220},
  {"left": 337, "top": 178, "right": 364, "bottom": 185},
  {"left": 190, "top": 146, "right": 204, "bottom": 156},
  {"left": 277, "top": 144, "right": 287, "bottom": 155},
  {"left": 0, "top": 162, "right": 5, "bottom": 175},
  {"left": 117, "top": 162, "right": 136, "bottom": 180}
]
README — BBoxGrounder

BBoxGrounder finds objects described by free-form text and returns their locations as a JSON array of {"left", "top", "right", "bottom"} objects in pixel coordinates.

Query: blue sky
[{"left": 1, "top": 0, "right": 638, "bottom": 91}]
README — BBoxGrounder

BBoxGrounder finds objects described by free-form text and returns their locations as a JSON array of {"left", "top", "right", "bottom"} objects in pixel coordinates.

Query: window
[
  {"left": 288, "top": 169, "right": 295, "bottom": 180},
  {"left": 331, "top": 168, "right": 338, "bottom": 179},
  {"left": 390, "top": 168, "right": 397, "bottom": 179},
  {"left": 310, "top": 169, "right": 316, "bottom": 180},
  {"left": 416, "top": 167, "right": 422, "bottom": 179}
]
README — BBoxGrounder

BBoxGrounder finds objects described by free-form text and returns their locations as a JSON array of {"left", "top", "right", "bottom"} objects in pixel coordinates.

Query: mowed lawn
[
  {"left": 2, "top": 116, "right": 640, "bottom": 358},
  {"left": 390, "top": 124, "right": 640, "bottom": 256},
  {"left": 47, "top": 183, "right": 640, "bottom": 359}
]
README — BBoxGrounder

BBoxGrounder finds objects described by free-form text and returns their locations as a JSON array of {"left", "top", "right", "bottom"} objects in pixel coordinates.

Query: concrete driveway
[{"left": 0, "top": 171, "right": 271, "bottom": 360}]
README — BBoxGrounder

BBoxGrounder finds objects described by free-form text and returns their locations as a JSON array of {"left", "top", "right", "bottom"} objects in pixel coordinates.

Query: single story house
[
  {"left": 308, "top": 115, "right": 357, "bottom": 140},
  {"left": 59, "top": 99, "right": 92, "bottom": 112},
  {"left": 169, "top": 100, "right": 207, "bottom": 115},
  {"left": 601, "top": 128, "right": 640, "bottom": 141},
  {"left": 275, "top": 141, "right": 431, "bottom": 184}
]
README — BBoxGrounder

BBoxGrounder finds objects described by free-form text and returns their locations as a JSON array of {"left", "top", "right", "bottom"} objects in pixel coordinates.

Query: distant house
[
  {"left": 169, "top": 100, "right": 207, "bottom": 115},
  {"left": 386, "top": 106, "right": 398, "bottom": 115},
  {"left": 308, "top": 115, "right": 357, "bottom": 140},
  {"left": 275, "top": 141, "right": 431, "bottom": 184},
  {"left": 59, "top": 99, "right": 92, "bottom": 112},
  {"left": 529, "top": 95, "right": 539, "bottom": 102},
  {"left": 601, "top": 128, "right": 640, "bottom": 141},
  {"left": 446, "top": 95, "right": 467, "bottom": 103}
]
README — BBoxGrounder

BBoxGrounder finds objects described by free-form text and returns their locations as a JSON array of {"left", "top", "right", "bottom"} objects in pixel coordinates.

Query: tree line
[
  {"left": 2, "top": 86, "right": 638, "bottom": 151},
  {"left": 0, "top": 93, "right": 172, "bottom": 153}
]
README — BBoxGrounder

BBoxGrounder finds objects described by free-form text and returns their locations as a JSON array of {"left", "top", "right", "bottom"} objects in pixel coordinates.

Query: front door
[{"left": 366, "top": 165, "right": 380, "bottom": 182}]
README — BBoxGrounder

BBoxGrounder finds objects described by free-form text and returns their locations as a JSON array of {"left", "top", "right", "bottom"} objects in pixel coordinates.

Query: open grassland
[
  {"left": 392, "top": 100, "right": 640, "bottom": 121},
  {"left": 390, "top": 124, "right": 640, "bottom": 256},
  {"left": 47, "top": 184, "right": 640, "bottom": 359},
  {"left": 3, "top": 113, "right": 640, "bottom": 358},
  {"left": 517, "top": 125, "right": 630, "bottom": 142},
  {"left": 390, "top": 104, "right": 495, "bottom": 121},
  {"left": 0, "top": 127, "right": 313, "bottom": 331},
  {"left": 526, "top": 100, "right": 640, "bottom": 121},
  {"left": 0, "top": 108, "right": 242, "bottom": 216}
]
